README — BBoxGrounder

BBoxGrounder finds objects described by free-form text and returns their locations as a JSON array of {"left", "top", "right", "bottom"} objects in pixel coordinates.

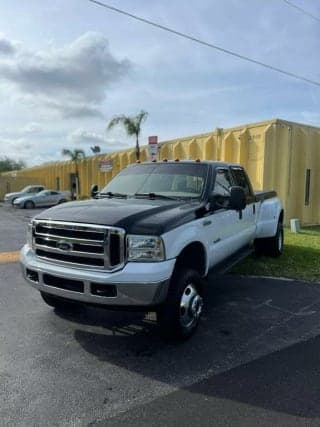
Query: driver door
[{"left": 205, "top": 168, "right": 243, "bottom": 268}]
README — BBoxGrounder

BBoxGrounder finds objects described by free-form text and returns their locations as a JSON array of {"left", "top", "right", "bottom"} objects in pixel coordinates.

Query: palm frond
[
  {"left": 62, "top": 148, "right": 85, "bottom": 161},
  {"left": 62, "top": 148, "right": 72, "bottom": 157},
  {"left": 107, "top": 115, "right": 126, "bottom": 130}
]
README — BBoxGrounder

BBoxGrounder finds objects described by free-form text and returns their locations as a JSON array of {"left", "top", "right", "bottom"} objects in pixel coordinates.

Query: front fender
[{"left": 162, "top": 217, "right": 209, "bottom": 274}]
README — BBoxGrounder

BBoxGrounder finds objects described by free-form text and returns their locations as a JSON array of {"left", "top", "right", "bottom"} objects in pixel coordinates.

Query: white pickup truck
[{"left": 21, "top": 161, "right": 283, "bottom": 340}]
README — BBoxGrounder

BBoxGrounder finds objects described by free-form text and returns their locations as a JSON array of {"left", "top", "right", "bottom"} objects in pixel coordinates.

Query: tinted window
[
  {"left": 231, "top": 168, "right": 253, "bottom": 200},
  {"left": 214, "top": 169, "right": 233, "bottom": 196},
  {"left": 101, "top": 163, "right": 208, "bottom": 199}
]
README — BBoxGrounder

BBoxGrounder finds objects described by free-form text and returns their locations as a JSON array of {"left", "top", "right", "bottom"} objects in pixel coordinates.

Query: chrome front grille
[{"left": 32, "top": 220, "right": 125, "bottom": 271}]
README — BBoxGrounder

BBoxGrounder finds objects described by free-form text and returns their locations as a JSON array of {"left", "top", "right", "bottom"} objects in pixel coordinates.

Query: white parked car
[{"left": 14, "top": 190, "right": 70, "bottom": 209}]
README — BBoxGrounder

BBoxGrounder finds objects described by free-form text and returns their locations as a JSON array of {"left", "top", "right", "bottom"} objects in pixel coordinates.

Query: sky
[{"left": 0, "top": 0, "right": 319, "bottom": 166}]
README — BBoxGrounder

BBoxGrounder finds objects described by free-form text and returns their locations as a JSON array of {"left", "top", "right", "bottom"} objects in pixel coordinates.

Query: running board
[{"left": 209, "top": 245, "right": 253, "bottom": 276}]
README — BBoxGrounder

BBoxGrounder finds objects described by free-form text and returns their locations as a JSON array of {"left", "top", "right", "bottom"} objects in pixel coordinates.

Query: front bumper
[
  {"left": 13, "top": 201, "right": 23, "bottom": 208},
  {"left": 20, "top": 245, "right": 175, "bottom": 307}
]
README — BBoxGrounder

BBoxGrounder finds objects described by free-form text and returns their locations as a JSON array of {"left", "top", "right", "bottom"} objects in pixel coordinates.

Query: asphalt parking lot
[{"left": 1, "top": 203, "right": 320, "bottom": 426}]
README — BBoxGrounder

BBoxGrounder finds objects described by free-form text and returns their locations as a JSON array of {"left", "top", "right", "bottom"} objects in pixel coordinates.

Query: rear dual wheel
[{"left": 254, "top": 221, "right": 283, "bottom": 257}]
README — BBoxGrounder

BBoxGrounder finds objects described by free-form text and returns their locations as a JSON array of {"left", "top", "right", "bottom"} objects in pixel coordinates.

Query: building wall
[
  {"left": 2, "top": 118, "right": 319, "bottom": 224},
  {"left": 0, "top": 175, "right": 43, "bottom": 200}
]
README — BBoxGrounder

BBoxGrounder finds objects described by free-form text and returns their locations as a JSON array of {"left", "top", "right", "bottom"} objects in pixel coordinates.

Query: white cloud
[
  {"left": 0, "top": 32, "right": 131, "bottom": 118},
  {"left": 0, "top": 34, "right": 17, "bottom": 56},
  {"left": 21, "top": 122, "right": 43, "bottom": 134},
  {"left": 68, "top": 128, "right": 128, "bottom": 151}
]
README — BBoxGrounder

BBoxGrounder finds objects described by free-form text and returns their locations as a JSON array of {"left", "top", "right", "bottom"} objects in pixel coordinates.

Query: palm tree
[
  {"left": 107, "top": 110, "right": 148, "bottom": 161},
  {"left": 61, "top": 148, "right": 85, "bottom": 199}
]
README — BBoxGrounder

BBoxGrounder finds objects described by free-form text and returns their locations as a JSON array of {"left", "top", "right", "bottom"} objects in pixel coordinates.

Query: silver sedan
[{"left": 13, "top": 190, "right": 70, "bottom": 209}]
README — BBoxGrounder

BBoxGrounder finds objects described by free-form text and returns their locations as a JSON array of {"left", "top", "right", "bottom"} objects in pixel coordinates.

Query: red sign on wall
[{"left": 148, "top": 136, "right": 158, "bottom": 144}]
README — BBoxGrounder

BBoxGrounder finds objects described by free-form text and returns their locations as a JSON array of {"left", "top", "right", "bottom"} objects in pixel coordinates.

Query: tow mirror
[
  {"left": 229, "top": 186, "right": 246, "bottom": 211},
  {"left": 90, "top": 184, "right": 99, "bottom": 199}
]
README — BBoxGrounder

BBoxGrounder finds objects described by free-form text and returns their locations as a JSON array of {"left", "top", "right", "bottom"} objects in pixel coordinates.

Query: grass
[{"left": 232, "top": 226, "right": 320, "bottom": 283}]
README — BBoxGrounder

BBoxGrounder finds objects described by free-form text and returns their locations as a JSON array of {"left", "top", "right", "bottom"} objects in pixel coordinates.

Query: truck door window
[
  {"left": 213, "top": 169, "right": 233, "bottom": 196},
  {"left": 231, "top": 168, "right": 254, "bottom": 203}
]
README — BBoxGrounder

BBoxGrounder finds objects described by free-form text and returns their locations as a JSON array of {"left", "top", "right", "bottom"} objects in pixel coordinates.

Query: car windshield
[{"left": 100, "top": 163, "right": 208, "bottom": 199}]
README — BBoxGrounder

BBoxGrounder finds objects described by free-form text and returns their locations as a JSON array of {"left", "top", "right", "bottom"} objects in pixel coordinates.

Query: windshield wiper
[
  {"left": 134, "top": 192, "right": 179, "bottom": 200},
  {"left": 99, "top": 191, "right": 127, "bottom": 198}
]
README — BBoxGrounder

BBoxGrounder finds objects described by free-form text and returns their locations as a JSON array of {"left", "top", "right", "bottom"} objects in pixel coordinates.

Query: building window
[{"left": 305, "top": 169, "right": 311, "bottom": 206}]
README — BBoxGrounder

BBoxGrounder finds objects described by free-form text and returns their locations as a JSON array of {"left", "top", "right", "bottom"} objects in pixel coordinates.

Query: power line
[
  {"left": 87, "top": 0, "right": 320, "bottom": 88},
  {"left": 281, "top": 0, "right": 320, "bottom": 22}
]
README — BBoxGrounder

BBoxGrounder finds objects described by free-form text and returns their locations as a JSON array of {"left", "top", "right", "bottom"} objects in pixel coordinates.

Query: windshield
[
  {"left": 21, "top": 186, "right": 33, "bottom": 193},
  {"left": 100, "top": 163, "right": 208, "bottom": 199}
]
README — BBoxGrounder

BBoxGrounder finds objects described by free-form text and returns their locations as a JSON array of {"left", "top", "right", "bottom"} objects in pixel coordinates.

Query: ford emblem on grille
[{"left": 56, "top": 241, "right": 73, "bottom": 251}]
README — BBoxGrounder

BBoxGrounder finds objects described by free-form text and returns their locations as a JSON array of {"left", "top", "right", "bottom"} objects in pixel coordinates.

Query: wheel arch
[
  {"left": 279, "top": 209, "right": 284, "bottom": 224},
  {"left": 174, "top": 241, "right": 207, "bottom": 278}
]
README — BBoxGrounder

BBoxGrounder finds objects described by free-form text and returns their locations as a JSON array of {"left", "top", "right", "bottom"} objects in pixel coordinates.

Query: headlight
[
  {"left": 27, "top": 221, "right": 34, "bottom": 248},
  {"left": 127, "top": 235, "right": 165, "bottom": 262}
]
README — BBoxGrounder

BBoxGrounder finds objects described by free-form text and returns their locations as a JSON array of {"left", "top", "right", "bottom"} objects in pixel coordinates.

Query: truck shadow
[{"left": 56, "top": 275, "right": 320, "bottom": 419}]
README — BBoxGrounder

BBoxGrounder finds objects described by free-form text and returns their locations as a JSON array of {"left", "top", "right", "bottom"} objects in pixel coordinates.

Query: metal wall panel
[{"left": 2, "top": 119, "right": 320, "bottom": 224}]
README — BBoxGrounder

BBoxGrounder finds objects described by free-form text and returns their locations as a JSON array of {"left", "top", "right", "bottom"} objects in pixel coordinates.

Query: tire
[
  {"left": 24, "top": 200, "right": 35, "bottom": 209},
  {"left": 254, "top": 221, "right": 284, "bottom": 257},
  {"left": 267, "top": 221, "right": 284, "bottom": 257},
  {"left": 40, "top": 292, "right": 76, "bottom": 311},
  {"left": 157, "top": 268, "right": 204, "bottom": 341}
]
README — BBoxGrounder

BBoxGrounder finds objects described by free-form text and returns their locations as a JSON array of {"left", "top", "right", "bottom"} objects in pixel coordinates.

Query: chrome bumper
[{"left": 20, "top": 245, "right": 175, "bottom": 307}]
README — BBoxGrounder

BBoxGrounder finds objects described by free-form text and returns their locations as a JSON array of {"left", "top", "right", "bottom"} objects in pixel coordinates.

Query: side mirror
[
  {"left": 90, "top": 184, "right": 99, "bottom": 199},
  {"left": 229, "top": 186, "right": 246, "bottom": 211}
]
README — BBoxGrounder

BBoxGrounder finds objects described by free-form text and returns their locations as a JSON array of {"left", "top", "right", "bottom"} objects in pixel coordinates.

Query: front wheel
[
  {"left": 157, "top": 268, "right": 204, "bottom": 341},
  {"left": 24, "top": 200, "right": 35, "bottom": 209}
]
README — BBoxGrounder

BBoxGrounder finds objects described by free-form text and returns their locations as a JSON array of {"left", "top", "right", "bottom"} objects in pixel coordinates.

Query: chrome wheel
[{"left": 180, "top": 283, "right": 203, "bottom": 330}]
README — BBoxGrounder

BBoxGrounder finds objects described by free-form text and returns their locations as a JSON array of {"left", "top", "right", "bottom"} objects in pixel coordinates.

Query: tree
[
  {"left": 90, "top": 145, "right": 101, "bottom": 154},
  {"left": 0, "top": 157, "right": 25, "bottom": 173},
  {"left": 107, "top": 110, "right": 148, "bottom": 161},
  {"left": 61, "top": 148, "right": 86, "bottom": 162},
  {"left": 61, "top": 149, "right": 85, "bottom": 199}
]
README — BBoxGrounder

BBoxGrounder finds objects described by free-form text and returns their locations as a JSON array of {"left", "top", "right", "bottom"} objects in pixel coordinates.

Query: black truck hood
[{"left": 35, "top": 197, "right": 204, "bottom": 235}]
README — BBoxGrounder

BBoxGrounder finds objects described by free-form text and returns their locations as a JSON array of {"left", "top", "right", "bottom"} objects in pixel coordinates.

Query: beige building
[{"left": 1, "top": 118, "right": 320, "bottom": 225}]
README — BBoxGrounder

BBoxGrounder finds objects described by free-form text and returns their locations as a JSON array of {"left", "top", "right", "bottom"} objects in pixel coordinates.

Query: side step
[{"left": 209, "top": 245, "right": 253, "bottom": 276}]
